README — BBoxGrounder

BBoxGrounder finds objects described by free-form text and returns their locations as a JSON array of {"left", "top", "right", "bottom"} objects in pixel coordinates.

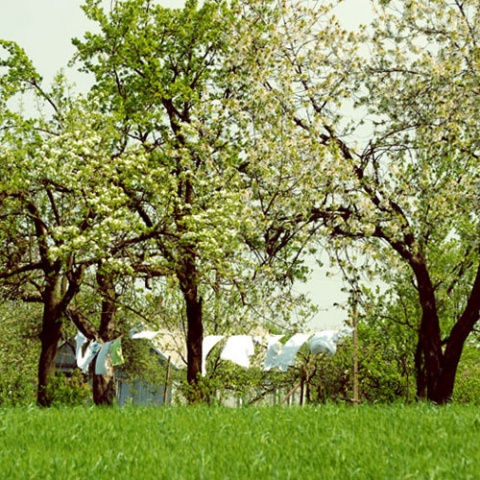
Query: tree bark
[
  {"left": 177, "top": 247, "right": 204, "bottom": 402},
  {"left": 410, "top": 256, "right": 444, "bottom": 402},
  {"left": 92, "top": 268, "right": 118, "bottom": 406},
  {"left": 430, "top": 264, "right": 480, "bottom": 404},
  {"left": 414, "top": 339, "right": 427, "bottom": 400},
  {"left": 184, "top": 286, "right": 204, "bottom": 402},
  {"left": 37, "top": 304, "right": 63, "bottom": 407},
  {"left": 93, "top": 362, "right": 116, "bottom": 406},
  {"left": 36, "top": 264, "right": 85, "bottom": 406}
]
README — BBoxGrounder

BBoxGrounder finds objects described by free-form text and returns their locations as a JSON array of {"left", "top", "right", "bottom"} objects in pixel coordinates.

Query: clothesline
[
  {"left": 74, "top": 327, "right": 352, "bottom": 376},
  {"left": 75, "top": 333, "right": 125, "bottom": 375}
]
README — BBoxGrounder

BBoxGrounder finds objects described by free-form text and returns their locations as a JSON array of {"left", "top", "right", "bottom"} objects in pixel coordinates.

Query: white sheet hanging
[
  {"left": 151, "top": 331, "right": 187, "bottom": 370},
  {"left": 264, "top": 335, "right": 285, "bottom": 371},
  {"left": 220, "top": 335, "right": 255, "bottom": 369},
  {"left": 266, "top": 333, "right": 312, "bottom": 372},
  {"left": 74, "top": 331, "right": 87, "bottom": 367},
  {"left": 130, "top": 330, "right": 160, "bottom": 340},
  {"left": 310, "top": 330, "right": 339, "bottom": 357},
  {"left": 202, "top": 335, "right": 225, "bottom": 376}
]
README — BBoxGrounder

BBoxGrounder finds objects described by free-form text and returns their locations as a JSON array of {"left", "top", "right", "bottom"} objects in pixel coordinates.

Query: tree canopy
[{"left": 1, "top": 0, "right": 480, "bottom": 405}]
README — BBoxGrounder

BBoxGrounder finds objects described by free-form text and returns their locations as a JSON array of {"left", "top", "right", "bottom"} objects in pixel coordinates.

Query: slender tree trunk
[
  {"left": 27, "top": 198, "right": 85, "bottom": 406},
  {"left": 28, "top": 204, "right": 67, "bottom": 407},
  {"left": 37, "top": 268, "right": 70, "bottom": 407}
]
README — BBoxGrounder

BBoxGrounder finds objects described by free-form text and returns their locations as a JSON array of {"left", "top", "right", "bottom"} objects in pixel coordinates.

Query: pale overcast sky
[
  {"left": 1, "top": 0, "right": 373, "bottom": 85},
  {"left": 0, "top": 0, "right": 374, "bottom": 329}
]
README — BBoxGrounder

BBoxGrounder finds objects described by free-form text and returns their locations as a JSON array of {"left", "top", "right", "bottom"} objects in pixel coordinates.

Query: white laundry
[
  {"left": 130, "top": 330, "right": 160, "bottom": 340},
  {"left": 151, "top": 332, "right": 187, "bottom": 370},
  {"left": 95, "top": 340, "right": 114, "bottom": 375},
  {"left": 202, "top": 335, "right": 225, "bottom": 376},
  {"left": 310, "top": 330, "right": 339, "bottom": 357},
  {"left": 338, "top": 326, "right": 354, "bottom": 339},
  {"left": 268, "top": 333, "right": 312, "bottom": 372},
  {"left": 264, "top": 335, "right": 285, "bottom": 371},
  {"left": 220, "top": 335, "right": 255, "bottom": 369},
  {"left": 78, "top": 340, "right": 102, "bottom": 373},
  {"left": 128, "top": 323, "right": 144, "bottom": 337},
  {"left": 74, "top": 331, "right": 88, "bottom": 366},
  {"left": 151, "top": 345, "right": 185, "bottom": 370}
]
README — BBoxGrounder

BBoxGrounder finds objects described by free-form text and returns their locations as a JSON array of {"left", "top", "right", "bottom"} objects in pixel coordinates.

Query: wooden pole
[
  {"left": 282, "top": 356, "right": 315, "bottom": 405},
  {"left": 352, "top": 291, "right": 359, "bottom": 405},
  {"left": 163, "top": 356, "right": 171, "bottom": 406},
  {"left": 282, "top": 381, "right": 302, "bottom": 405}
]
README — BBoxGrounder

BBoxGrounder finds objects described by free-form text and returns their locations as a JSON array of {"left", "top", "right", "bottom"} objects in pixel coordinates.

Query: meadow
[{"left": 0, "top": 404, "right": 479, "bottom": 479}]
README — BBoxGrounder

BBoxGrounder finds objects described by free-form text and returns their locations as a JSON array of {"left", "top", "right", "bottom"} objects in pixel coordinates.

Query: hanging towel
[
  {"left": 110, "top": 337, "right": 125, "bottom": 366},
  {"left": 95, "top": 341, "right": 114, "bottom": 375},
  {"left": 264, "top": 335, "right": 285, "bottom": 371},
  {"left": 78, "top": 340, "right": 102, "bottom": 374}
]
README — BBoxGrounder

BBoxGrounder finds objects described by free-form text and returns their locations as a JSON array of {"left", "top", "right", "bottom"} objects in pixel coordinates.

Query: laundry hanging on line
[
  {"left": 220, "top": 335, "right": 255, "bottom": 369},
  {"left": 263, "top": 334, "right": 285, "bottom": 371},
  {"left": 264, "top": 333, "right": 312, "bottom": 372},
  {"left": 95, "top": 340, "right": 114, "bottom": 376},
  {"left": 74, "top": 334, "right": 124, "bottom": 374},
  {"left": 110, "top": 336, "right": 125, "bottom": 366},
  {"left": 310, "top": 330, "right": 338, "bottom": 357},
  {"left": 72, "top": 327, "right": 349, "bottom": 376},
  {"left": 202, "top": 335, "right": 225, "bottom": 376},
  {"left": 76, "top": 339, "right": 102, "bottom": 374},
  {"left": 130, "top": 328, "right": 347, "bottom": 375}
]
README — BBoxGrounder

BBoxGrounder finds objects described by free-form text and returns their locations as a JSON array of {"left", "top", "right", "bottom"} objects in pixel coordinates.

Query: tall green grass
[{"left": 0, "top": 404, "right": 479, "bottom": 479}]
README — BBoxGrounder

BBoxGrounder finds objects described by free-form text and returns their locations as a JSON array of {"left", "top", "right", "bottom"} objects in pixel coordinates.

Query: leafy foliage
[{"left": 0, "top": 302, "right": 40, "bottom": 405}]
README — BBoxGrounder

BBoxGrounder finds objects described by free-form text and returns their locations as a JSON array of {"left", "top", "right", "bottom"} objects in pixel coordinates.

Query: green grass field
[{"left": 1, "top": 404, "right": 479, "bottom": 479}]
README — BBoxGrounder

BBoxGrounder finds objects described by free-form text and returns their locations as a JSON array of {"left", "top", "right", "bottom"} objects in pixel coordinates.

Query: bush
[
  {"left": 451, "top": 344, "right": 480, "bottom": 404},
  {"left": 45, "top": 371, "right": 92, "bottom": 407}
]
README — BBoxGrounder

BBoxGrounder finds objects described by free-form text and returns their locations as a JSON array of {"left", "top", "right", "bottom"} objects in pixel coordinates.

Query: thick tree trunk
[
  {"left": 93, "top": 363, "right": 116, "bottom": 406},
  {"left": 410, "top": 256, "right": 444, "bottom": 402},
  {"left": 178, "top": 252, "right": 204, "bottom": 402},
  {"left": 432, "top": 353, "right": 461, "bottom": 405},
  {"left": 418, "top": 317, "right": 443, "bottom": 401},
  {"left": 184, "top": 287, "right": 204, "bottom": 402},
  {"left": 414, "top": 339, "right": 427, "bottom": 400},
  {"left": 410, "top": 260, "right": 480, "bottom": 404},
  {"left": 431, "top": 266, "right": 480, "bottom": 404},
  {"left": 37, "top": 306, "right": 63, "bottom": 407}
]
